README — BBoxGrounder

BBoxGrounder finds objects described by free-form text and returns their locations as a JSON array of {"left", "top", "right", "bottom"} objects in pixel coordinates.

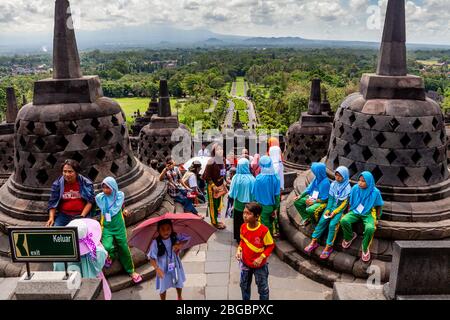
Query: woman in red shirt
[{"left": 46, "top": 159, "right": 95, "bottom": 227}]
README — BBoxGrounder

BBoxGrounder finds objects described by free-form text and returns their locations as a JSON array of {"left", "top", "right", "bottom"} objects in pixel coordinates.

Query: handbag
[{"left": 212, "top": 183, "right": 228, "bottom": 199}]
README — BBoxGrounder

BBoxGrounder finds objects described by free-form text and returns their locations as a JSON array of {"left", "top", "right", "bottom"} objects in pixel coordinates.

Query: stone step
[
  {"left": 107, "top": 249, "right": 189, "bottom": 292},
  {"left": 279, "top": 195, "right": 390, "bottom": 285},
  {"left": 0, "top": 209, "right": 43, "bottom": 235},
  {"left": 285, "top": 191, "right": 393, "bottom": 262}
]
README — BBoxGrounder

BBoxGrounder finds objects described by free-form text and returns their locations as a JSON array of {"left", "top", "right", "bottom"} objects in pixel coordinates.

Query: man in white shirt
[{"left": 198, "top": 143, "right": 211, "bottom": 157}]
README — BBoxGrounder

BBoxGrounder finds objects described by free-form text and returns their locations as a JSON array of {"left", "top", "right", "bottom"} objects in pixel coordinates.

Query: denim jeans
[
  {"left": 240, "top": 262, "right": 269, "bottom": 300},
  {"left": 54, "top": 213, "right": 82, "bottom": 226},
  {"left": 174, "top": 195, "right": 198, "bottom": 215}
]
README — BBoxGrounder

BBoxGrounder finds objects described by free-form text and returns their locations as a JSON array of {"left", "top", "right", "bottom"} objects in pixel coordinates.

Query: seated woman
[
  {"left": 340, "top": 171, "right": 384, "bottom": 262},
  {"left": 181, "top": 161, "right": 205, "bottom": 204},
  {"left": 160, "top": 156, "right": 198, "bottom": 215},
  {"left": 46, "top": 159, "right": 95, "bottom": 227},
  {"left": 304, "top": 166, "right": 351, "bottom": 259},
  {"left": 294, "top": 162, "right": 330, "bottom": 226}
]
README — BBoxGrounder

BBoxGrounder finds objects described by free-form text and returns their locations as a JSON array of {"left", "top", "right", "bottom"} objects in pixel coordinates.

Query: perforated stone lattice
[
  {"left": 138, "top": 130, "right": 188, "bottom": 165},
  {"left": 0, "top": 133, "right": 15, "bottom": 182},
  {"left": 327, "top": 107, "right": 449, "bottom": 187},
  {"left": 285, "top": 132, "right": 331, "bottom": 166},
  {"left": 14, "top": 112, "right": 136, "bottom": 187}
]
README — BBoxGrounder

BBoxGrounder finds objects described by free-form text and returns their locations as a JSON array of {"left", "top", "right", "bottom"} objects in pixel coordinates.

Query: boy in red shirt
[{"left": 236, "top": 202, "right": 275, "bottom": 300}]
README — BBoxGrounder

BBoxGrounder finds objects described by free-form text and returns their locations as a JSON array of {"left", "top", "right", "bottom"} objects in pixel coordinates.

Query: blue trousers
[
  {"left": 174, "top": 195, "right": 198, "bottom": 215},
  {"left": 240, "top": 263, "right": 269, "bottom": 300},
  {"left": 311, "top": 211, "right": 343, "bottom": 246},
  {"left": 54, "top": 213, "right": 82, "bottom": 226}
]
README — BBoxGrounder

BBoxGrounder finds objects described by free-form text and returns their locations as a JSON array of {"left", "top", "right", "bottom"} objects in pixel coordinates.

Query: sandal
[
  {"left": 341, "top": 232, "right": 357, "bottom": 249},
  {"left": 361, "top": 249, "right": 371, "bottom": 262},
  {"left": 131, "top": 273, "right": 143, "bottom": 284},
  {"left": 320, "top": 247, "right": 334, "bottom": 260},
  {"left": 304, "top": 242, "right": 319, "bottom": 254},
  {"left": 104, "top": 257, "right": 113, "bottom": 268},
  {"left": 213, "top": 223, "right": 226, "bottom": 230}
]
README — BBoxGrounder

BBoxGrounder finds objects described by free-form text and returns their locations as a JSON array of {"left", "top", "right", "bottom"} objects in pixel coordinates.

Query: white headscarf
[{"left": 269, "top": 146, "right": 284, "bottom": 190}]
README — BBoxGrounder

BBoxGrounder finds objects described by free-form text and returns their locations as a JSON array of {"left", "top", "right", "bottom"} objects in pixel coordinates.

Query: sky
[{"left": 0, "top": 0, "right": 449, "bottom": 45}]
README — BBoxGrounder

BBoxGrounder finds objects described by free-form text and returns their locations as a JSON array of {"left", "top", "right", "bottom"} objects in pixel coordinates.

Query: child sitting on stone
[
  {"left": 293, "top": 162, "right": 330, "bottom": 226},
  {"left": 340, "top": 171, "right": 384, "bottom": 262}
]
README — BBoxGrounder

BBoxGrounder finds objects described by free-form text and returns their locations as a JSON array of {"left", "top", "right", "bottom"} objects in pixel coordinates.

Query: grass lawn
[
  {"left": 235, "top": 77, "right": 246, "bottom": 97},
  {"left": 417, "top": 59, "right": 440, "bottom": 66},
  {"left": 233, "top": 98, "right": 247, "bottom": 111},
  {"left": 113, "top": 97, "right": 181, "bottom": 125}
]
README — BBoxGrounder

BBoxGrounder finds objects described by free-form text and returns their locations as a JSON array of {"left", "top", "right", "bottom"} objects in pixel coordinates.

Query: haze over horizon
[{"left": 0, "top": 0, "right": 449, "bottom": 52}]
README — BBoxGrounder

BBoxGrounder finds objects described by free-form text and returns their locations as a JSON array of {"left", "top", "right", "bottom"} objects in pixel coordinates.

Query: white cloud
[{"left": 0, "top": 0, "right": 448, "bottom": 45}]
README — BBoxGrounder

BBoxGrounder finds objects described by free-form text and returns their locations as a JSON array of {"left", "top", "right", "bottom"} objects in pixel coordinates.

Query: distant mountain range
[{"left": 0, "top": 24, "right": 449, "bottom": 55}]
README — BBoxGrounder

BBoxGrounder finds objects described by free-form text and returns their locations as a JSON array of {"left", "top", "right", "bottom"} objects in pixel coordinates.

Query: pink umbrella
[{"left": 128, "top": 213, "right": 217, "bottom": 254}]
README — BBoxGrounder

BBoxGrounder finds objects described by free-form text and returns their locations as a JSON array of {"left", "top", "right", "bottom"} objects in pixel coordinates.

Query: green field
[
  {"left": 235, "top": 77, "right": 246, "bottom": 97},
  {"left": 233, "top": 98, "right": 247, "bottom": 111},
  {"left": 113, "top": 97, "right": 181, "bottom": 124},
  {"left": 417, "top": 59, "right": 440, "bottom": 66},
  {"left": 232, "top": 98, "right": 249, "bottom": 124}
]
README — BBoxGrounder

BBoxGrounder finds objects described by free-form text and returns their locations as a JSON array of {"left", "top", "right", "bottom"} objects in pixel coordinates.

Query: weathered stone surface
[
  {"left": 53, "top": 0, "right": 82, "bottom": 80},
  {"left": 138, "top": 80, "right": 192, "bottom": 164},
  {"left": 352, "top": 259, "right": 370, "bottom": 278},
  {"left": 5, "top": 87, "right": 19, "bottom": 123},
  {"left": 333, "top": 282, "right": 386, "bottom": 300},
  {"left": 130, "top": 98, "right": 159, "bottom": 137},
  {"left": 14, "top": 271, "right": 81, "bottom": 300},
  {"left": 386, "top": 241, "right": 450, "bottom": 299},
  {"left": 308, "top": 79, "right": 322, "bottom": 115},
  {"left": 333, "top": 252, "right": 357, "bottom": 274},
  {"left": 285, "top": 79, "right": 333, "bottom": 170},
  {"left": 376, "top": 0, "right": 406, "bottom": 77}
]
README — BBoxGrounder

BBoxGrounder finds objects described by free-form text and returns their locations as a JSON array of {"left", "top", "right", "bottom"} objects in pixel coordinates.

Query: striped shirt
[{"left": 239, "top": 222, "right": 275, "bottom": 268}]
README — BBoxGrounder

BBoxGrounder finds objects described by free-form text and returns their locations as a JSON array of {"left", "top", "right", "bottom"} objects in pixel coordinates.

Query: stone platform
[
  {"left": 277, "top": 170, "right": 450, "bottom": 286},
  {"left": 1, "top": 277, "right": 102, "bottom": 300}
]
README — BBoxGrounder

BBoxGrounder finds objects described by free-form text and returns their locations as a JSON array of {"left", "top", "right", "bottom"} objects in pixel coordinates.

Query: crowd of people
[{"left": 44, "top": 136, "right": 384, "bottom": 300}]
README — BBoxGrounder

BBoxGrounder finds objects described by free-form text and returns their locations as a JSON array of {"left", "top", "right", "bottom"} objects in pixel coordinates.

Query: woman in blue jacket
[{"left": 46, "top": 159, "right": 95, "bottom": 227}]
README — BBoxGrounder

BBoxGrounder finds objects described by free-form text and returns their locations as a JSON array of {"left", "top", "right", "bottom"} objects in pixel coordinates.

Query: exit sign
[{"left": 8, "top": 227, "right": 80, "bottom": 263}]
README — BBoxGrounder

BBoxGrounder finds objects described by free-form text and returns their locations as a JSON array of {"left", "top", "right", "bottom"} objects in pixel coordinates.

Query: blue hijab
[
  {"left": 95, "top": 177, "right": 125, "bottom": 217},
  {"left": 304, "top": 163, "right": 330, "bottom": 201},
  {"left": 349, "top": 171, "right": 384, "bottom": 216},
  {"left": 329, "top": 166, "right": 351, "bottom": 201},
  {"left": 229, "top": 158, "right": 255, "bottom": 203},
  {"left": 253, "top": 156, "right": 280, "bottom": 206}
]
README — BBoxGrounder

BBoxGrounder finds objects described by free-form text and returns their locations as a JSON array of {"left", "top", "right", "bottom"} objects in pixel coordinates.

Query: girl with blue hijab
[
  {"left": 294, "top": 162, "right": 331, "bottom": 225},
  {"left": 253, "top": 156, "right": 281, "bottom": 235},
  {"left": 304, "top": 166, "right": 352, "bottom": 259},
  {"left": 229, "top": 158, "right": 256, "bottom": 242},
  {"left": 96, "top": 176, "right": 142, "bottom": 283},
  {"left": 341, "top": 171, "right": 384, "bottom": 262}
]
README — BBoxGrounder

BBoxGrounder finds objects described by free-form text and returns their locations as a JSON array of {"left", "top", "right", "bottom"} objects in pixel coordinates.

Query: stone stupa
[
  {"left": 0, "top": 88, "right": 19, "bottom": 186},
  {"left": 278, "top": 0, "right": 450, "bottom": 285},
  {"left": 138, "top": 79, "right": 192, "bottom": 165},
  {"left": 284, "top": 78, "right": 333, "bottom": 170},
  {"left": 131, "top": 96, "right": 159, "bottom": 136},
  {"left": 0, "top": 0, "right": 171, "bottom": 284}
]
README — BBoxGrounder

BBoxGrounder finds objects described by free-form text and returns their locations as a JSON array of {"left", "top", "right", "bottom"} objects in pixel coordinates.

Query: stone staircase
[
  {"left": 0, "top": 193, "right": 191, "bottom": 293},
  {"left": 275, "top": 191, "right": 391, "bottom": 288}
]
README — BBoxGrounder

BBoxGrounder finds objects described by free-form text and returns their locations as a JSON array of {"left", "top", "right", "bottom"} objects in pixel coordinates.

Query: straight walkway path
[{"left": 112, "top": 203, "right": 331, "bottom": 300}]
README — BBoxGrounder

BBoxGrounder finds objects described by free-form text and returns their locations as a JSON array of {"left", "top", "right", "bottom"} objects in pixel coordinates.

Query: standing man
[{"left": 198, "top": 142, "right": 211, "bottom": 157}]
